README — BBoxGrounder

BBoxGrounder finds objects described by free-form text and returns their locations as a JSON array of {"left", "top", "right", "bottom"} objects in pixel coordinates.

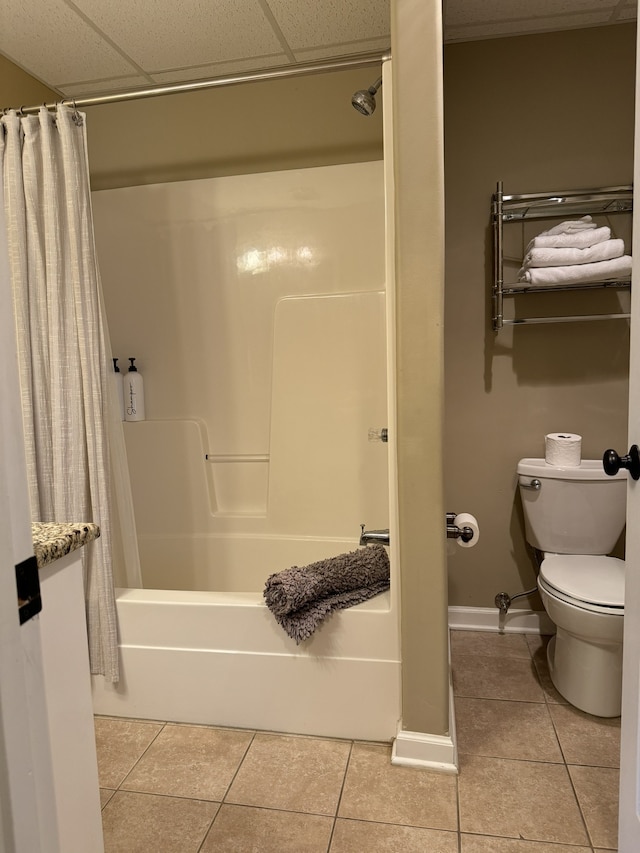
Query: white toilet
[{"left": 517, "top": 458, "right": 626, "bottom": 717}]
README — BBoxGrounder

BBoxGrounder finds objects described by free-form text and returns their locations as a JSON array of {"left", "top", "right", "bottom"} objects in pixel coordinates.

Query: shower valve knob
[{"left": 603, "top": 445, "right": 640, "bottom": 480}]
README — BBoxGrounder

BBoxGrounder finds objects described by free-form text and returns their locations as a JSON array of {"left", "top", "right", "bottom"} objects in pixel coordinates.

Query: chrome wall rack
[{"left": 492, "top": 181, "right": 633, "bottom": 330}]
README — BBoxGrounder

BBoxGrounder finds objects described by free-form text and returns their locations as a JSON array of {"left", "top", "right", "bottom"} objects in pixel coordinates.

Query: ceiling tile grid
[
  {"left": 0, "top": 0, "right": 142, "bottom": 88},
  {"left": 263, "top": 0, "right": 390, "bottom": 49},
  {"left": 0, "top": 0, "right": 636, "bottom": 99},
  {"left": 70, "top": 0, "right": 286, "bottom": 71}
]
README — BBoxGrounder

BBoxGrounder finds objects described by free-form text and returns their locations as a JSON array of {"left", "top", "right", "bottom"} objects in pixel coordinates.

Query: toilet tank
[{"left": 517, "top": 458, "right": 626, "bottom": 555}]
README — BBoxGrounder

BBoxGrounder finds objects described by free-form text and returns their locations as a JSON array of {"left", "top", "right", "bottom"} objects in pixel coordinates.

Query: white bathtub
[{"left": 92, "top": 535, "right": 401, "bottom": 741}]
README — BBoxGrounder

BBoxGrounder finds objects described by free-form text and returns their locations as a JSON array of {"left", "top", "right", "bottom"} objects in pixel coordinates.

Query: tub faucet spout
[{"left": 359, "top": 524, "right": 390, "bottom": 546}]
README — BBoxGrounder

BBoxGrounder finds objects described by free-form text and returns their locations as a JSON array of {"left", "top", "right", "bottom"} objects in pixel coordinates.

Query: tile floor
[{"left": 96, "top": 630, "right": 620, "bottom": 852}]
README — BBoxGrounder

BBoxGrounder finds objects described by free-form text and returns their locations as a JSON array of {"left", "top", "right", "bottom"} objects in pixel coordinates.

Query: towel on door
[{"left": 263, "top": 544, "right": 390, "bottom": 644}]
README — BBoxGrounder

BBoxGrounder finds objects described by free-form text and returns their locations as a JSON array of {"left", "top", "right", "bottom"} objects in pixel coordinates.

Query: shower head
[{"left": 351, "top": 76, "right": 382, "bottom": 116}]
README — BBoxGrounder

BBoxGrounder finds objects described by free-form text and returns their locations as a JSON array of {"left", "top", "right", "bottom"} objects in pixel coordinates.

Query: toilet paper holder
[{"left": 446, "top": 512, "right": 476, "bottom": 543}]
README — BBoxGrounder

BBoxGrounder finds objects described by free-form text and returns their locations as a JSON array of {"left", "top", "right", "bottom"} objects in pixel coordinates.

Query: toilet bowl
[
  {"left": 538, "top": 554, "right": 624, "bottom": 717},
  {"left": 517, "top": 458, "right": 626, "bottom": 717}
]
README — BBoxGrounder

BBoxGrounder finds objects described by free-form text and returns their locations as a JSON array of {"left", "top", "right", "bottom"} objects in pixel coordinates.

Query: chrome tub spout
[{"left": 359, "top": 524, "right": 390, "bottom": 546}]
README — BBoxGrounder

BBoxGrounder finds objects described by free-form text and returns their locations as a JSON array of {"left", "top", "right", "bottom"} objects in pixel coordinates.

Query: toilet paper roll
[
  {"left": 545, "top": 433, "right": 582, "bottom": 467},
  {"left": 454, "top": 513, "right": 479, "bottom": 548}
]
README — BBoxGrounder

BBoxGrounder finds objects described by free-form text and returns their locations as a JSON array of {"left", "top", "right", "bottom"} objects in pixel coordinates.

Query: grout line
[
  {"left": 326, "top": 740, "right": 354, "bottom": 851},
  {"left": 195, "top": 802, "right": 220, "bottom": 853},
  {"left": 108, "top": 718, "right": 167, "bottom": 791},
  {"left": 219, "top": 729, "right": 257, "bottom": 805},
  {"left": 565, "top": 763, "right": 595, "bottom": 849},
  {"left": 97, "top": 715, "right": 616, "bottom": 850}
]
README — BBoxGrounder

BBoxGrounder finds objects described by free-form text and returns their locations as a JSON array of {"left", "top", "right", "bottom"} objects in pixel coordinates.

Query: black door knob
[{"left": 603, "top": 445, "right": 640, "bottom": 480}]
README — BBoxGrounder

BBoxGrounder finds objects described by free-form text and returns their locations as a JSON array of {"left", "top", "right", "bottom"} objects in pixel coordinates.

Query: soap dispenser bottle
[
  {"left": 112, "top": 358, "right": 125, "bottom": 420},
  {"left": 124, "top": 358, "right": 145, "bottom": 421}
]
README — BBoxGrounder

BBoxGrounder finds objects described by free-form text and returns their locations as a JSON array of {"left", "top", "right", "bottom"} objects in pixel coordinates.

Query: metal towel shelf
[{"left": 492, "top": 181, "right": 633, "bottom": 330}]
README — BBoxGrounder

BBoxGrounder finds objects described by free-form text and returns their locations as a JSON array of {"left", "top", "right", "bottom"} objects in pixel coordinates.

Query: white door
[
  {"left": 0, "top": 181, "right": 59, "bottom": 850},
  {"left": 618, "top": 19, "right": 640, "bottom": 850}
]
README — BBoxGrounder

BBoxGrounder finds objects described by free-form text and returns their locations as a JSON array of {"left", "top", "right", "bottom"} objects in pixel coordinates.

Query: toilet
[{"left": 517, "top": 458, "right": 626, "bottom": 717}]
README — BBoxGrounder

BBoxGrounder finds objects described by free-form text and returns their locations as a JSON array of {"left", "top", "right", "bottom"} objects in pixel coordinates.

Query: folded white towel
[
  {"left": 518, "top": 255, "right": 632, "bottom": 286},
  {"left": 520, "top": 238, "right": 625, "bottom": 272},
  {"left": 526, "top": 225, "right": 611, "bottom": 252},
  {"left": 542, "top": 215, "right": 597, "bottom": 236}
]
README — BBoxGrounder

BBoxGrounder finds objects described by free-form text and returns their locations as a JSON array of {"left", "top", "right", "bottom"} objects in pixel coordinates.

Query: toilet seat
[{"left": 540, "top": 555, "right": 625, "bottom": 615}]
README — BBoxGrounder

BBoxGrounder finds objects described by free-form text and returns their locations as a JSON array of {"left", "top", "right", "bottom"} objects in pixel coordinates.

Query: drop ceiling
[{"left": 0, "top": 0, "right": 636, "bottom": 99}]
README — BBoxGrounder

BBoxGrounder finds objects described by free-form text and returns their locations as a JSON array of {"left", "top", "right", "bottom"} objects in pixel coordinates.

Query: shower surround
[{"left": 91, "top": 159, "right": 400, "bottom": 739}]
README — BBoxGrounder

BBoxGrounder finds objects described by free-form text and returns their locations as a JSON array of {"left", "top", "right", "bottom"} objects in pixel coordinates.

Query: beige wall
[
  {"left": 0, "top": 54, "right": 57, "bottom": 107},
  {"left": 83, "top": 68, "right": 384, "bottom": 190},
  {"left": 444, "top": 23, "right": 635, "bottom": 611},
  {"left": 393, "top": 0, "right": 449, "bottom": 736}
]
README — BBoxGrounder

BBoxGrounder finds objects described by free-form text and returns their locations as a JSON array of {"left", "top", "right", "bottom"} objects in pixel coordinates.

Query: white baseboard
[
  {"left": 391, "top": 727, "right": 458, "bottom": 773},
  {"left": 392, "top": 651, "right": 458, "bottom": 774},
  {"left": 448, "top": 605, "right": 554, "bottom": 635}
]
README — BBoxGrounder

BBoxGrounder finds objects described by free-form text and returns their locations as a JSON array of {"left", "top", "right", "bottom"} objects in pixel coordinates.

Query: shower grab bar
[{"left": 445, "top": 513, "right": 475, "bottom": 543}]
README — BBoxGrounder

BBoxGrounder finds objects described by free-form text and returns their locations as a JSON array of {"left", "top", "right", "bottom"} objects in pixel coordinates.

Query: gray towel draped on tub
[{"left": 263, "top": 545, "right": 390, "bottom": 644}]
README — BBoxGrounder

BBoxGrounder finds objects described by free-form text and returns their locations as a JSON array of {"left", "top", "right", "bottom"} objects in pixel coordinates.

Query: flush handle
[{"left": 603, "top": 445, "right": 640, "bottom": 480}]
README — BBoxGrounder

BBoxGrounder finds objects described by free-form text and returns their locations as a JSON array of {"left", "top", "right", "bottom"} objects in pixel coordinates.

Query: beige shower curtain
[{"left": 1, "top": 104, "right": 124, "bottom": 681}]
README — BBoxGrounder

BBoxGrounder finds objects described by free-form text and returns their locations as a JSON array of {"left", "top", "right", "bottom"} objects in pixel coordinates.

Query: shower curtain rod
[{"left": 4, "top": 49, "right": 391, "bottom": 116}]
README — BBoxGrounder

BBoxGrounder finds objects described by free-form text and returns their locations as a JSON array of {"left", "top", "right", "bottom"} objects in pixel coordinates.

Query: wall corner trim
[
  {"left": 392, "top": 680, "right": 458, "bottom": 774},
  {"left": 391, "top": 726, "right": 458, "bottom": 773}
]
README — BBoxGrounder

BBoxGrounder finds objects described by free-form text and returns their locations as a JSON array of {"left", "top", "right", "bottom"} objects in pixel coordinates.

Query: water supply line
[{"left": 494, "top": 587, "right": 537, "bottom": 615}]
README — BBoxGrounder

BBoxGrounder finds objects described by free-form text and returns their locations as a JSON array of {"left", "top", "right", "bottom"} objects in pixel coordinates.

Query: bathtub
[
  {"left": 92, "top": 535, "right": 401, "bottom": 741},
  {"left": 91, "top": 156, "right": 399, "bottom": 740}
]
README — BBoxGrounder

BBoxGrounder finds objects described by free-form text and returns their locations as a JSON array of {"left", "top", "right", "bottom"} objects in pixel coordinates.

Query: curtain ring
[
  {"left": 17, "top": 106, "right": 25, "bottom": 116},
  {"left": 71, "top": 98, "right": 83, "bottom": 127}
]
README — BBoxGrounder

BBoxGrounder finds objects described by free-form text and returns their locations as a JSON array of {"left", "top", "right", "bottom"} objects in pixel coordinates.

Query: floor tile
[
  {"left": 101, "top": 790, "right": 218, "bottom": 853},
  {"left": 455, "top": 697, "right": 563, "bottom": 762},
  {"left": 338, "top": 742, "right": 458, "bottom": 830},
  {"left": 121, "top": 724, "right": 253, "bottom": 800},
  {"left": 100, "top": 788, "right": 115, "bottom": 809},
  {"left": 451, "top": 630, "right": 531, "bottom": 659},
  {"left": 453, "top": 654, "right": 545, "bottom": 702},
  {"left": 330, "top": 818, "right": 458, "bottom": 852},
  {"left": 549, "top": 704, "right": 620, "bottom": 767},
  {"left": 458, "top": 755, "right": 588, "bottom": 845},
  {"left": 460, "top": 835, "right": 591, "bottom": 852},
  {"left": 226, "top": 733, "right": 351, "bottom": 815},
  {"left": 94, "top": 717, "right": 163, "bottom": 788},
  {"left": 569, "top": 764, "right": 619, "bottom": 849},
  {"left": 529, "top": 637, "right": 569, "bottom": 705},
  {"left": 201, "top": 804, "right": 333, "bottom": 852},
  {"left": 524, "top": 633, "right": 546, "bottom": 655}
]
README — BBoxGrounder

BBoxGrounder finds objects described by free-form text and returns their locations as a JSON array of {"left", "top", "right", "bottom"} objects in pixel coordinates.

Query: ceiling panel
[
  {"left": 0, "top": 0, "right": 635, "bottom": 99},
  {"left": 293, "top": 38, "right": 391, "bottom": 62},
  {"left": 71, "top": 0, "right": 285, "bottom": 71},
  {"left": 445, "top": 0, "right": 620, "bottom": 26},
  {"left": 265, "top": 0, "right": 389, "bottom": 49},
  {"left": 0, "top": 0, "right": 139, "bottom": 87},
  {"left": 150, "top": 54, "right": 290, "bottom": 85},
  {"left": 447, "top": 11, "right": 616, "bottom": 42}
]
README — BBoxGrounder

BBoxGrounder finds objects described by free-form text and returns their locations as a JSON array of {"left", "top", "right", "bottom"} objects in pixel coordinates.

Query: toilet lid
[{"left": 540, "top": 555, "right": 625, "bottom": 608}]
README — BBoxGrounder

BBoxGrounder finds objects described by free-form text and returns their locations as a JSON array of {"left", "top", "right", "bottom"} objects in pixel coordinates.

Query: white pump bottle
[{"left": 124, "top": 358, "right": 145, "bottom": 421}]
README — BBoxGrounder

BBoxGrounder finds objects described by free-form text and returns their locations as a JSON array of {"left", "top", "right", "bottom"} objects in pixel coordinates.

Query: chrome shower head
[{"left": 351, "top": 76, "right": 382, "bottom": 116}]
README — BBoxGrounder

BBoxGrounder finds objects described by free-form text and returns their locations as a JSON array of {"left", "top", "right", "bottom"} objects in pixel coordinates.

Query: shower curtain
[{"left": 0, "top": 104, "right": 130, "bottom": 682}]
